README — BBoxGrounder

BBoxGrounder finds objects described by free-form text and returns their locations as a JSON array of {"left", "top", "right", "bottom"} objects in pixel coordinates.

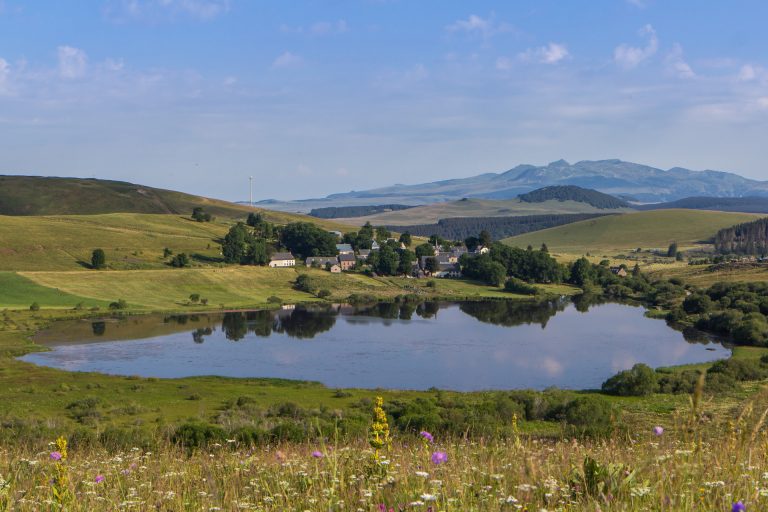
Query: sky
[{"left": 1, "top": 0, "right": 767, "bottom": 202}]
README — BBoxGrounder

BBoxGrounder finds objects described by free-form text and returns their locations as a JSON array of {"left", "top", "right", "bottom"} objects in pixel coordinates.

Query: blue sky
[{"left": 1, "top": 0, "right": 767, "bottom": 201}]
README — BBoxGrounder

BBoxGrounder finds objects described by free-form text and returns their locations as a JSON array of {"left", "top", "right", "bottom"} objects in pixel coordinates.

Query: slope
[
  {"left": 0, "top": 175, "right": 254, "bottom": 217},
  {"left": 502, "top": 210, "right": 762, "bottom": 253}
]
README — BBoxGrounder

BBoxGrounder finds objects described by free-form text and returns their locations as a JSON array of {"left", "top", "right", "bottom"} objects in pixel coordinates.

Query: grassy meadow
[{"left": 503, "top": 209, "right": 761, "bottom": 254}]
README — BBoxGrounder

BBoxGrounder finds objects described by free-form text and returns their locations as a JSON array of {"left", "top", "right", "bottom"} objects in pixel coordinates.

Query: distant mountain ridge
[
  {"left": 258, "top": 159, "right": 768, "bottom": 212},
  {"left": 638, "top": 196, "right": 768, "bottom": 213}
]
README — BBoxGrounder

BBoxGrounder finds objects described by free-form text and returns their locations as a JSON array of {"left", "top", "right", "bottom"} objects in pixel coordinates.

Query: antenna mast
[{"left": 249, "top": 176, "right": 253, "bottom": 207}]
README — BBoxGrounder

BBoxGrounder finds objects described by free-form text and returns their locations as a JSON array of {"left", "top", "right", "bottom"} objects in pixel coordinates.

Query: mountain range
[{"left": 257, "top": 159, "right": 768, "bottom": 212}]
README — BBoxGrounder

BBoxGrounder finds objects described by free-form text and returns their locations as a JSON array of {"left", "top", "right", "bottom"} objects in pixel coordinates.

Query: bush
[
  {"left": 504, "top": 278, "right": 538, "bottom": 296},
  {"left": 29, "top": 302, "right": 40, "bottom": 311},
  {"left": 108, "top": 299, "right": 129, "bottom": 310},
  {"left": 172, "top": 423, "right": 225, "bottom": 449},
  {"left": 189, "top": 293, "right": 200, "bottom": 303},
  {"left": 316, "top": 289, "right": 331, "bottom": 299},
  {"left": 170, "top": 253, "right": 191, "bottom": 268},
  {"left": 294, "top": 274, "right": 316, "bottom": 293},
  {"left": 267, "top": 296, "right": 283, "bottom": 304},
  {"left": 91, "top": 248, "right": 106, "bottom": 269},
  {"left": 562, "top": 396, "right": 615, "bottom": 437},
  {"left": 682, "top": 294, "right": 714, "bottom": 314},
  {"left": 601, "top": 363, "right": 658, "bottom": 396}
]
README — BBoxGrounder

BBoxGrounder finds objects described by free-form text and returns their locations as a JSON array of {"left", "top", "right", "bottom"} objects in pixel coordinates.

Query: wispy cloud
[
  {"left": 272, "top": 51, "right": 303, "bottom": 69},
  {"left": 614, "top": 24, "right": 658, "bottom": 69},
  {"left": 58, "top": 46, "right": 88, "bottom": 79},
  {"left": 626, "top": 0, "right": 648, "bottom": 8},
  {"left": 445, "top": 14, "right": 512, "bottom": 40},
  {"left": 519, "top": 43, "right": 570, "bottom": 64},
  {"left": 104, "top": 0, "right": 229, "bottom": 22},
  {"left": 665, "top": 43, "right": 694, "bottom": 78},
  {"left": 0, "top": 58, "right": 10, "bottom": 94}
]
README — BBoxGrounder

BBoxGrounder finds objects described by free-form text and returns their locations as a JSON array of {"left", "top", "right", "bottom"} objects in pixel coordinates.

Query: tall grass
[{"left": 2, "top": 389, "right": 768, "bottom": 511}]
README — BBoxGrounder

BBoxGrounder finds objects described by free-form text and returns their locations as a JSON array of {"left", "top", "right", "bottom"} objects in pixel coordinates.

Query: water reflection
[{"left": 25, "top": 299, "right": 733, "bottom": 391}]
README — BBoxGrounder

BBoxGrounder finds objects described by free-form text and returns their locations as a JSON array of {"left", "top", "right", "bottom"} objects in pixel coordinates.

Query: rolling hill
[
  {"left": 518, "top": 185, "right": 630, "bottom": 209},
  {"left": 502, "top": 210, "right": 763, "bottom": 253},
  {"left": 333, "top": 197, "right": 631, "bottom": 226},
  {"left": 256, "top": 159, "right": 768, "bottom": 212},
  {"left": 637, "top": 196, "right": 768, "bottom": 213},
  {"left": 0, "top": 175, "right": 254, "bottom": 217}
]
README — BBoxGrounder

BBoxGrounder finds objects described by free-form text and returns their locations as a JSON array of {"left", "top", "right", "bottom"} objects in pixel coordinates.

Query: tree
[
  {"left": 569, "top": 257, "right": 595, "bottom": 287},
  {"left": 479, "top": 230, "right": 492, "bottom": 248},
  {"left": 399, "top": 232, "right": 412, "bottom": 247},
  {"left": 246, "top": 212, "right": 263, "bottom": 227},
  {"left": 91, "top": 249, "right": 106, "bottom": 270},
  {"left": 464, "top": 236, "right": 480, "bottom": 251},
  {"left": 415, "top": 243, "right": 435, "bottom": 259},
  {"left": 222, "top": 223, "right": 253, "bottom": 264},
  {"left": 601, "top": 363, "right": 658, "bottom": 396},
  {"left": 424, "top": 257, "right": 439, "bottom": 273},
  {"left": 397, "top": 249, "right": 416, "bottom": 274},
  {"left": 375, "top": 226, "right": 391, "bottom": 242},
  {"left": 192, "top": 207, "right": 212, "bottom": 222},
  {"left": 170, "top": 253, "right": 190, "bottom": 267},
  {"left": 294, "top": 274, "right": 316, "bottom": 293},
  {"left": 683, "top": 294, "right": 714, "bottom": 315},
  {"left": 540, "top": 243, "right": 549, "bottom": 253},
  {"left": 280, "top": 222, "right": 338, "bottom": 259},
  {"left": 667, "top": 242, "right": 678, "bottom": 258},
  {"left": 374, "top": 246, "right": 400, "bottom": 275}
]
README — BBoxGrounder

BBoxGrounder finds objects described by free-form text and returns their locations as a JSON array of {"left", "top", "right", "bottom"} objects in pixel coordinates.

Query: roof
[
  {"left": 339, "top": 253, "right": 356, "bottom": 262},
  {"left": 336, "top": 243, "right": 353, "bottom": 252},
  {"left": 306, "top": 256, "right": 338, "bottom": 264},
  {"left": 358, "top": 249, "right": 371, "bottom": 255},
  {"left": 271, "top": 252, "right": 295, "bottom": 261}
]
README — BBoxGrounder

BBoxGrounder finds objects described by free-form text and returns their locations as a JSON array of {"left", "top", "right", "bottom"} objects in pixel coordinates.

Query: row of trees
[
  {"left": 714, "top": 217, "right": 768, "bottom": 255},
  {"left": 460, "top": 243, "right": 563, "bottom": 286}
]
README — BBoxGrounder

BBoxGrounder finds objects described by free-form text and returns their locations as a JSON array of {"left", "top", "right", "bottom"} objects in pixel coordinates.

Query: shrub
[
  {"left": 170, "top": 253, "right": 190, "bottom": 268},
  {"left": 267, "top": 296, "right": 283, "bottom": 304},
  {"left": 108, "top": 299, "right": 128, "bottom": 310},
  {"left": 562, "top": 396, "right": 615, "bottom": 437},
  {"left": 317, "top": 289, "right": 332, "bottom": 299},
  {"left": 189, "top": 293, "right": 200, "bottom": 303},
  {"left": 172, "top": 423, "right": 225, "bottom": 449},
  {"left": 682, "top": 294, "right": 714, "bottom": 314},
  {"left": 91, "top": 248, "right": 106, "bottom": 269},
  {"left": 601, "top": 363, "right": 658, "bottom": 396},
  {"left": 294, "top": 274, "right": 316, "bottom": 293},
  {"left": 504, "top": 278, "right": 538, "bottom": 295},
  {"left": 29, "top": 302, "right": 40, "bottom": 311}
]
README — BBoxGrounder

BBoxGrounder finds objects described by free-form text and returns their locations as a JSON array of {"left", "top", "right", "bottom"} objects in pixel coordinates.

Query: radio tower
[{"left": 249, "top": 176, "right": 253, "bottom": 207}]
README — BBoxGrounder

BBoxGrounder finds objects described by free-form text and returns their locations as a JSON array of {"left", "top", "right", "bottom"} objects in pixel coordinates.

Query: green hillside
[
  {"left": 335, "top": 197, "right": 630, "bottom": 226},
  {"left": 503, "top": 209, "right": 762, "bottom": 253},
  {"left": 0, "top": 212, "right": 352, "bottom": 272},
  {"left": 0, "top": 175, "right": 255, "bottom": 217}
]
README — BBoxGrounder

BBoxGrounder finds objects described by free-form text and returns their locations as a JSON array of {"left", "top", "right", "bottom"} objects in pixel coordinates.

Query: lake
[{"left": 22, "top": 298, "right": 730, "bottom": 391}]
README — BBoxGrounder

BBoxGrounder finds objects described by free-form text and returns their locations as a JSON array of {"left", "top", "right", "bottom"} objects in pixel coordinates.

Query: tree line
[
  {"left": 714, "top": 217, "right": 768, "bottom": 255},
  {"left": 309, "top": 204, "right": 415, "bottom": 219}
]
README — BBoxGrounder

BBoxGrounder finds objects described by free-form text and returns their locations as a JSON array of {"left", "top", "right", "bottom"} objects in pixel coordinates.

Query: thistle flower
[
  {"left": 431, "top": 451, "right": 448, "bottom": 465},
  {"left": 653, "top": 426, "right": 664, "bottom": 436},
  {"left": 95, "top": 475, "right": 105, "bottom": 484},
  {"left": 50, "top": 451, "right": 62, "bottom": 461},
  {"left": 420, "top": 431, "right": 434, "bottom": 443},
  {"left": 732, "top": 501, "right": 746, "bottom": 512},
  {"left": 311, "top": 450, "right": 323, "bottom": 458}
]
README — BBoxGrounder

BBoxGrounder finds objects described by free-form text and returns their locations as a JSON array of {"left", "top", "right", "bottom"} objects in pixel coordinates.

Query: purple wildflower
[
  {"left": 95, "top": 475, "right": 105, "bottom": 484},
  {"left": 420, "top": 431, "right": 434, "bottom": 443},
  {"left": 431, "top": 451, "right": 448, "bottom": 465},
  {"left": 311, "top": 450, "right": 323, "bottom": 458},
  {"left": 50, "top": 451, "right": 62, "bottom": 461},
  {"left": 653, "top": 426, "right": 664, "bottom": 436},
  {"left": 732, "top": 501, "right": 746, "bottom": 512}
]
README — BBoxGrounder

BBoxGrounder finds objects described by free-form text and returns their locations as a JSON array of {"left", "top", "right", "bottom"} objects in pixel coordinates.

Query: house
[
  {"left": 357, "top": 249, "right": 371, "bottom": 261},
  {"left": 474, "top": 246, "right": 490, "bottom": 255},
  {"left": 329, "top": 264, "right": 342, "bottom": 273},
  {"left": 305, "top": 256, "right": 339, "bottom": 268},
  {"left": 610, "top": 266, "right": 628, "bottom": 277},
  {"left": 338, "top": 253, "right": 356, "bottom": 271},
  {"left": 269, "top": 252, "right": 296, "bottom": 268},
  {"left": 420, "top": 253, "right": 452, "bottom": 270},
  {"left": 371, "top": 240, "right": 380, "bottom": 250},
  {"left": 336, "top": 243, "right": 354, "bottom": 255}
]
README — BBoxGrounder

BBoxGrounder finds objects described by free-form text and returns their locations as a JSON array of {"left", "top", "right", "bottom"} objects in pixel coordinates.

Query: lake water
[{"left": 22, "top": 299, "right": 731, "bottom": 391}]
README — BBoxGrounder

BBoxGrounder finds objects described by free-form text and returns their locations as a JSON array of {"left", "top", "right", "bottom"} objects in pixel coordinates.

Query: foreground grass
[{"left": 3, "top": 389, "right": 768, "bottom": 512}]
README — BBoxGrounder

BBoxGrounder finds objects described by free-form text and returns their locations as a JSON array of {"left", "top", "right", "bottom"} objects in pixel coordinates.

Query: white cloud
[
  {"left": 58, "top": 46, "right": 88, "bottom": 79},
  {"left": 446, "top": 14, "right": 511, "bottom": 40},
  {"left": 738, "top": 64, "right": 757, "bottom": 81},
  {"left": 665, "top": 43, "right": 694, "bottom": 78},
  {"left": 614, "top": 24, "right": 658, "bottom": 69},
  {"left": 310, "top": 20, "right": 347, "bottom": 36},
  {"left": 758, "top": 97, "right": 768, "bottom": 109},
  {"left": 519, "top": 43, "right": 570, "bottom": 64},
  {"left": 105, "top": 0, "right": 229, "bottom": 22},
  {"left": 272, "top": 51, "right": 303, "bottom": 69}
]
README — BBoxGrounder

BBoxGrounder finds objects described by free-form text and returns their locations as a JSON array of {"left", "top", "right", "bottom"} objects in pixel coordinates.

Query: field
[
  {"left": 503, "top": 209, "right": 761, "bottom": 254},
  {"left": 334, "top": 198, "right": 629, "bottom": 226},
  {"left": 0, "top": 213, "right": 352, "bottom": 272}
]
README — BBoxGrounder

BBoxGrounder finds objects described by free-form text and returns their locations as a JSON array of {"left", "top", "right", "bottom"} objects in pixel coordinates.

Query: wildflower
[
  {"left": 420, "top": 493, "right": 437, "bottom": 501},
  {"left": 415, "top": 471, "right": 429, "bottom": 478},
  {"left": 50, "top": 452, "right": 62, "bottom": 461},
  {"left": 311, "top": 451, "right": 324, "bottom": 458},
  {"left": 431, "top": 451, "right": 448, "bottom": 465},
  {"left": 95, "top": 475, "right": 105, "bottom": 484},
  {"left": 420, "top": 431, "right": 434, "bottom": 443},
  {"left": 653, "top": 426, "right": 664, "bottom": 436},
  {"left": 732, "top": 502, "right": 746, "bottom": 512}
]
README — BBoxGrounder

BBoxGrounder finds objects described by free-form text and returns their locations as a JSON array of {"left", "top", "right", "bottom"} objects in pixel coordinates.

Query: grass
[
  {"left": 0, "top": 272, "right": 112, "bottom": 309},
  {"left": 336, "top": 197, "right": 628, "bottom": 226},
  {"left": 0, "top": 213, "right": 353, "bottom": 272},
  {"left": 2, "top": 388, "right": 768, "bottom": 511},
  {"left": 503, "top": 209, "right": 761, "bottom": 254}
]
